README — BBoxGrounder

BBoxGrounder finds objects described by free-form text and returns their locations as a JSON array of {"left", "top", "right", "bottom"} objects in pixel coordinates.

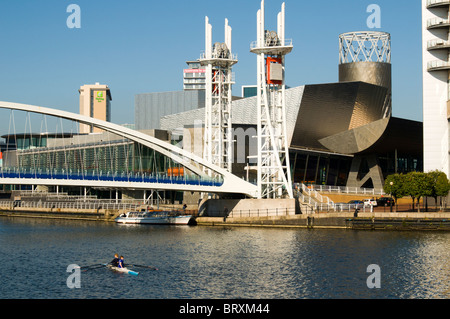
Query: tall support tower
[
  {"left": 200, "top": 17, "right": 238, "bottom": 175},
  {"left": 422, "top": 0, "right": 450, "bottom": 177},
  {"left": 250, "top": 1, "right": 293, "bottom": 199}
]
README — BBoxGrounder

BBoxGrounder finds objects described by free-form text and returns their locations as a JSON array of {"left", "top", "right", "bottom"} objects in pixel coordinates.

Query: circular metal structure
[
  {"left": 339, "top": 61, "right": 391, "bottom": 90},
  {"left": 339, "top": 31, "right": 391, "bottom": 64},
  {"left": 338, "top": 31, "right": 392, "bottom": 121}
]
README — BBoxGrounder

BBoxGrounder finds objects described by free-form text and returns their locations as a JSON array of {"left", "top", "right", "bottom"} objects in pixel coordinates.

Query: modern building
[
  {"left": 0, "top": 130, "right": 187, "bottom": 201},
  {"left": 183, "top": 61, "right": 206, "bottom": 91},
  {"left": 422, "top": 0, "right": 450, "bottom": 177},
  {"left": 160, "top": 31, "right": 423, "bottom": 190},
  {"left": 1, "top": 130, "right": 173, "bottom": 175},
  {"left": 135, "top": 58, "right": 243, "bottom": 131},
  {"left": 134, "top": 90, "right": 206, "bottom": 131},
  {"left": 79, "top": 83, "right": 112, "bottom": 134}
]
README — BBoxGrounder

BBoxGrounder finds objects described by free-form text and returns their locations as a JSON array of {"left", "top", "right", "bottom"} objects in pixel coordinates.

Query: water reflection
[{"left": 1, "top": 217, "right": 449, "bottom": 299}]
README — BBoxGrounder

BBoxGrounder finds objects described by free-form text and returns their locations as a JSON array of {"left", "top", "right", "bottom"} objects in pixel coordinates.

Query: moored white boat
[{"left": 115, "top": 210, "right": 193, "bottom": 225}]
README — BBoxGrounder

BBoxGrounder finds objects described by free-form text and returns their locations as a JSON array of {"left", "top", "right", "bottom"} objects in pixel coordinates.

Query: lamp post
[{"left": 390, "top": 181, "right": 394, "bottom": 212}]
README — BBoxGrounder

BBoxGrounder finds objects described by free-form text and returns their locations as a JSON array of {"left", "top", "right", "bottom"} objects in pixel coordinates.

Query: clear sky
[{"left": 0, "top": 0, "right": 423, "bottom": 130}]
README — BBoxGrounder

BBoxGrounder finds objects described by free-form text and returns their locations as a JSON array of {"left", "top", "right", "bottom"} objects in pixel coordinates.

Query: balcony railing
[
  {"left": 428, "top": 60, "right": 450, "bottom": 71},
  {"left": 427, "top": 0, "right": 450, "bottom": 9},
  {"left": 428, "top": 39, "right": 450, "bottom": 50},
  {"left": 427, "top": 17, "right": 450, "bottom": 29},
  {"left": 250, "top": 39, "right": 293, "bottom": 50},
  {"left": 199, "top": 51, "right": 238, "bottom": 63}
]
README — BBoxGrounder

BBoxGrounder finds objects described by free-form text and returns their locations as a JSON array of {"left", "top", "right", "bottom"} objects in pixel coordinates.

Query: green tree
[
  {"left": 404, "top": 172, "right": 433, "bottom": 213},
  {"left": 428, "top": 170, "right": 450, "bottom": 211},
  {"left": 384, "top": 174, "right": 405, "bottom": 212}
]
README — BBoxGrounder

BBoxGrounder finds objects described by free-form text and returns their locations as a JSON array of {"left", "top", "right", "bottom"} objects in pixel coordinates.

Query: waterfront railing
[
  {"left": 0, "top": 200, "right": 142, "bottom": 212},
  {"left": 303, "top": 184, "right": 385, "bottom": 196},
  {"left": 207, "top": 204, "right": 373, "bottom": 218},
  {"left": 295, "top": 183, "right": 381, "bottom": 213},
  {"left": 213, "top": 207, "right": 299, "bottom": 218}
]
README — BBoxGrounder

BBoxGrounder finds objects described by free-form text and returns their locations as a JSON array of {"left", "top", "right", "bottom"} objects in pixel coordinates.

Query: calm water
[{"left": 0, "top": 216, "right": 449, "bottom": 299}]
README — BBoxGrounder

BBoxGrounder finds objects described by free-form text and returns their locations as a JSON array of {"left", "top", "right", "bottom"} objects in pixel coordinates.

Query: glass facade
[
  {"left": 13, "top": 140, "right": 189, "bottom": 178},
  {"left": 289, "top": 149, "right": 423, "bottom": 188},
  {"left": 3, "top": 134, "right": 74, "bottom": 151},
  {"left": 16, "top": 136, "right": 47, "bottom": 150},
  {"left": 378, "top": 151, "right": 423, "bottom": 179},
  {"left": 242, "top": 85, "right": 290, "bottom": 98},
  {"left": 290, "top": 150, "right": 352, "bottom": 186},
  {"left": 242, "top": 86, "right": 258, "bottom": 98}
]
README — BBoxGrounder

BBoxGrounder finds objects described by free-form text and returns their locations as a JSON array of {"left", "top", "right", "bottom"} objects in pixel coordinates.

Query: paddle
[
  {"left": 79, "top": 263, "right": 103, "bottom": 269},
  {"left": 78, "top": 262, "right": 157, "bottom": 272},
  {"left": 78, "top": 264, "right": 107, "bottom": 272},
  {"left": 128, "top": 264, "right": 158, "bottom": 270}
]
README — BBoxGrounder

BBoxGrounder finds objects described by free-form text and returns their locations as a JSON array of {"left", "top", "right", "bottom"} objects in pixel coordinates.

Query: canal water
[{"left": 0, "top": 216, "right": 449, "bottom": 299}]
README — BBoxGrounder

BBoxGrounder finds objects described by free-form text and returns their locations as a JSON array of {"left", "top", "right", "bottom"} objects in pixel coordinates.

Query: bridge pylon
[
  {"left": 200, "top": 17, "right": 238, "bottom": 176},
  {"left": 250, "top": 1, "right": 293, "bottom": 199}
]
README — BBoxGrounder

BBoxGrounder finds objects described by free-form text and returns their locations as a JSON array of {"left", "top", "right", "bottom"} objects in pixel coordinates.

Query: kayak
[{"left": 106, "top": 264, "right": 139, "bottom": 276}]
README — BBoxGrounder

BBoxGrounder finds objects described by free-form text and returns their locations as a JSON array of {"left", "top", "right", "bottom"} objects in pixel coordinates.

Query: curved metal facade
[
  {"left": 290, "top": 82, "right": 388, "bottom": 152},
  {"left": 339, "top": 62, "right": 392, "bottom": 120},
  {"left": 339, "top": 62, "right": 391, "bottom": 88}
]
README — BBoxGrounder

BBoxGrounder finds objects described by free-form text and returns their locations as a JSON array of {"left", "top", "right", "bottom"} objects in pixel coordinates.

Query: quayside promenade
[
  {"left": 1, "top": 200, "right": 450, "bottom": 231},
  {"left": 2, "top": 188, "right": 450, "bottom": 231}
]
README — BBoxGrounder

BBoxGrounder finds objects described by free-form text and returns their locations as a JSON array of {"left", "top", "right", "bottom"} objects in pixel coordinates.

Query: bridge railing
[{"left": 0, "top": 167, "right": 224, "bottom": 187}]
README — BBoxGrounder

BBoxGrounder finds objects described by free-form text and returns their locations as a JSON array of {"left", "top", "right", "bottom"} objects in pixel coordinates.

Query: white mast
[
  {"left": 201, "top": 17, "right": 238, "bottom": 175},
  {"left": 251, "top": 1, "right": 293, "bottom": 199}
]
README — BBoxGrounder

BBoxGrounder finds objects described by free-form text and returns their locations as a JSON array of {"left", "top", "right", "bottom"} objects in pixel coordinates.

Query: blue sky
[{"left": 0, "top": 0, "right": 423, "bottom": 130}]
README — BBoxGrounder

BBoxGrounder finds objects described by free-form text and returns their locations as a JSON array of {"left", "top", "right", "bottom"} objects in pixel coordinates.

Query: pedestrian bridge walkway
[
  {"left": 0, "top": 168, "right": 223, "bottom": 187},
  {"left": 0, "top": 101, "right": 258, "bottom": 197},
  {"left": 0, "top": 168, "right": 226, "bottom": 193}
]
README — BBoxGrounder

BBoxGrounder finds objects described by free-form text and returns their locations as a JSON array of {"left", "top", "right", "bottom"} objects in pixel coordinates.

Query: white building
[
  {"left": 183, "top": 61, "right": 206, "bottom": 91},
  {"left": 422, "top": 0, "right": 450, "bottom": 176}
]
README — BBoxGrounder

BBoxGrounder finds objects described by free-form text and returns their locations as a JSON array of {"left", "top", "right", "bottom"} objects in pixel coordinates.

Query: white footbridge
[{"left": 0, "top": 101, "right": 258, "bottom": 198}]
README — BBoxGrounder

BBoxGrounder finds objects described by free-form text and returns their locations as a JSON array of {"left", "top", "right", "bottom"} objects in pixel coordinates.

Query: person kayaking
[
  {"left": 118, "top": 256, "right": 125, "bottom": 269},
  {"left": 110, "top": 254, "right": 119, "bottom": 267}
]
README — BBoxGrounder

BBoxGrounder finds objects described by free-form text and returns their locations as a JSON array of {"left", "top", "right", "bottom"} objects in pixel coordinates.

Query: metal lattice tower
[
  {"left": 250, "top": 1, "right": 293, "bottom": 199},
  {"left": 200, "top": 17, "right": 238, "bottom": 175},
  {"left": 339, "top": 31, "right": 391, "bottom": 64}
]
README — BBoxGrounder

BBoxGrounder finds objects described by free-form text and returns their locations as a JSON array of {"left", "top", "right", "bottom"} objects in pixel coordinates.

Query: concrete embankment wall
[
  {"left": 0, "top": 205, "right": 124, "bottom": 221},
  {"left": 196, "top": 213, "right": 353, "bottom": 229},
  {"left": 198, "top": 198, "right": 305, "bottom": 217},
  {"left": 196, "top": 212, "right": 450, "bottom": 230}
]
